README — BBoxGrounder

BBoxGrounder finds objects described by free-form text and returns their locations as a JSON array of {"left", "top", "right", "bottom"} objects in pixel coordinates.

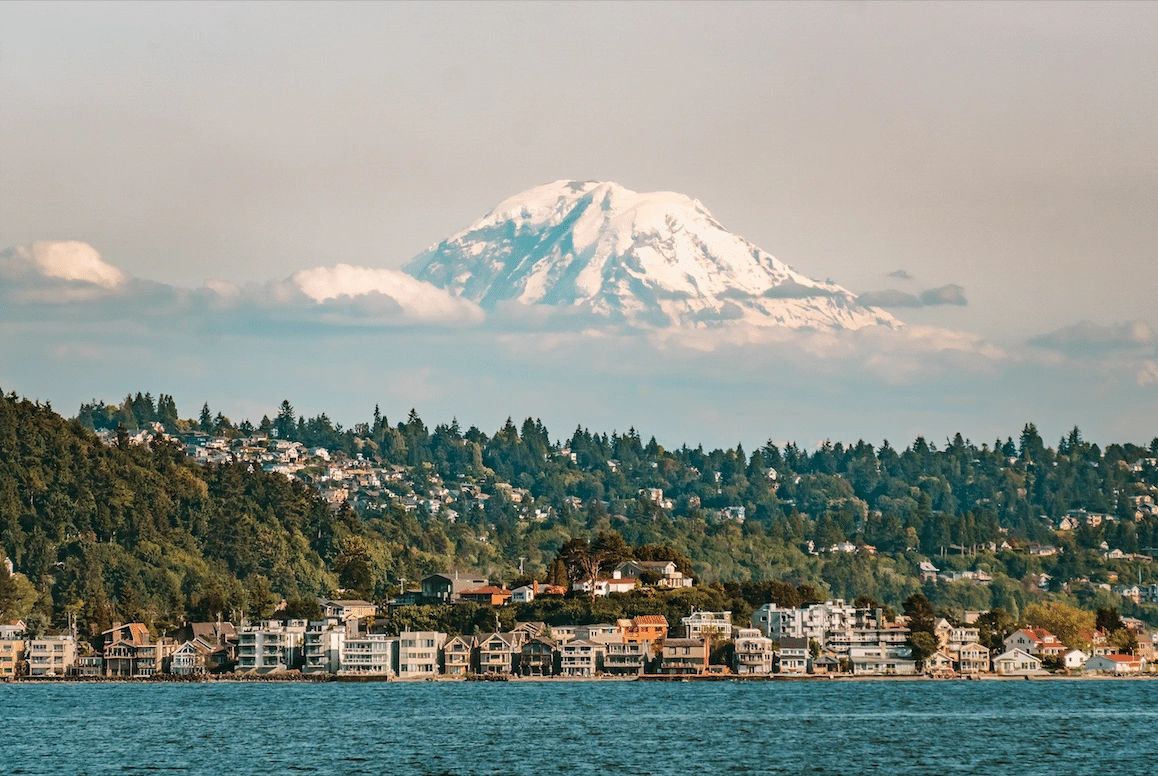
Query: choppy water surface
[{"left": 1, "top": 680, "right": 1155, "bottom": 774}]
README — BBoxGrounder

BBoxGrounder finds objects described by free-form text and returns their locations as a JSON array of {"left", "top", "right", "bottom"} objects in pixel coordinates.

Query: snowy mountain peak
[{"left": 407, "top": 180, "right": 898, "bottom": 330}]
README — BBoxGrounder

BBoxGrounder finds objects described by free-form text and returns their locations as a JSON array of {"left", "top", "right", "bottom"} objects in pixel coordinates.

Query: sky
[{"left": 2, "top": 1, "right": 1157, "bottom": 449}]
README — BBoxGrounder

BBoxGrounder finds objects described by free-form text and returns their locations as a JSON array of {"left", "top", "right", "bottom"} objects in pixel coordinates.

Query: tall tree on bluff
[{"left": 556, "top": 532, "right": 632, "bottom": 602}]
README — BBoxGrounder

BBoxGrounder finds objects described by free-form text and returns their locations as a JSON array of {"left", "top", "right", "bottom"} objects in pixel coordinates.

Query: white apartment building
[
  {"left": 303, "top": 620, "right": 347, "bottom": 674},
  {"left": 340, "top": 634, "right": 397, "bottom": 675},
  {"left": 750, "top": 600, "right": 875, "bottom": 643},
  {"left": 236, "top": 620, "right": 308, "bottom": 673}
]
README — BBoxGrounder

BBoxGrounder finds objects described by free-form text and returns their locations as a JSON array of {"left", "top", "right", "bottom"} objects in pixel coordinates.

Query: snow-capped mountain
[{"left": 406, "top": 180, "right": 898, "bottom": 330}]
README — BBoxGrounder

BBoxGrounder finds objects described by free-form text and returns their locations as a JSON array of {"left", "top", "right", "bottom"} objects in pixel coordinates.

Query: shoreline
[{"left": 4, "top": 673, "right": 1154, "bottom": 685}]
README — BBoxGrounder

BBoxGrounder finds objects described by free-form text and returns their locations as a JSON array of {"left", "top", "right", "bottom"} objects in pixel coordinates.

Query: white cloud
[
  {"left": 2, "top": 241, "right": 125, "bottom": 289},
  {"left": 288, "top": 264, "right": 483, "bottom": 325}
]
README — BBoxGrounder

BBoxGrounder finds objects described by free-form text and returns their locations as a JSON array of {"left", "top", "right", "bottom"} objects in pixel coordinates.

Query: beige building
[
  {"left": 0, "top": 638, "right": 25, "bottom": 678},
  {"left": 27, "top": 635, "right": 77, "bottom": 677},
  {"left": 397, "top": 631, "right": 446, "bottom": 677}
]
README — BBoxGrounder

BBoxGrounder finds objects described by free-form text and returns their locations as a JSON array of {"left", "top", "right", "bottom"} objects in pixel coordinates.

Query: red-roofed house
[{"left": 1003, "top": 627, "right": 1066, "bottom": 658}]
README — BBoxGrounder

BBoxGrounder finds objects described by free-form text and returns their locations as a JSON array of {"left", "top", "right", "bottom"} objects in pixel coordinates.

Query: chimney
[{"left": 533, "top": 579, "right": 539, "bottom": 595}]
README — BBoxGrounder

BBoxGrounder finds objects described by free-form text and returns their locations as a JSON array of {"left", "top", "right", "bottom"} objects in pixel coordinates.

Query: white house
[
  {"left": 1063, "top": 649, "right": 1089, "bottom": 671},
  {"left": 1084, "top": 654, "right": 1143, "bottom": 675},
  {"left": 682, "top": 611, "right": 733, "bottom": 641},
  {"left": 733, "top": 628, "right": 775, "bottom": 675},
  {"left": 992, "top": 649, "right": 1044, "bottom": 675}
]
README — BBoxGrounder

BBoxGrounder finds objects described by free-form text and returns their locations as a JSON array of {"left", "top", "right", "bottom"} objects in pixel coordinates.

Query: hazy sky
[{"left": 2, "top": 2, "right": 1157, "bottom": 446}]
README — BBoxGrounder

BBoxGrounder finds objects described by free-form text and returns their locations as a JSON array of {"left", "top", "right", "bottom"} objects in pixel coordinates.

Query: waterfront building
[
  {"left": 303, "top": 620, "right": 348, "bottom": 674},
  {"left": 519, "top": 637, "right": 558, "bottom": 676},
  {"left": 340, "top": 634, "right": 396, "bottom": 675},
  {"left": 603, "top": 641, "right": 652, "bottom": 675},
  {"left": 777, "top": 636, "right": 811, "bottom": 674},
  {"left": 236, "top": 620, "right": 308, "bottom": 673},
  {"left": 443, "top": 635, "right": 474, "bottom": 676},
  {"left": 992, "top": 649, "right": 1044, "bottom": 675},
  {"left": 0, "top": 637, "right": 25, "bottom": 678},
  {"left": 955, "top": 642, "right": 991, "bottom": 675},
  {"left": 397, "top": 631, "right": 446, "bottom": 677},
  {"left": 660, "top": 637, "right": 707, "bottom": 675},
  {"left": 733, "top": 628, "right": 774, "bottom": 675},
  {"left": 26, "top": 635, "right": 77, "bottom": 677},
  {"left": 475, "top": 632, "right": 519, "bottom": 674},
  {"left": 560, "top": 639, "right": 604, "bottom": 676}
]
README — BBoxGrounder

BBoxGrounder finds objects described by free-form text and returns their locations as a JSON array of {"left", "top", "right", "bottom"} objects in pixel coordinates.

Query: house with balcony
[
  {"left": 733, "top": 628, "right": 774, "bottom": 675},
  {"left": 560, "top": 639, "right": 605, "bottom": 677},
  {"left": 955, "top": 642, "right": 990, "bottom": 675},
  {"left": 777, "top": 636, "right": 811, "bottom": 674},
  {"left": 303, "top": 620, "right": 348, "bottom": 674},
  {"left": 604, "top": 641, "right": 653, "bottom": 675},
  {"left": 76, "top": 655, "right": 103, "bottom": 677},
  {"left": 475, "top": 632, "right": 519, "bottom": 674},
  {"left": 751, "top": 600, "right": 871, "bottom": 643},
  {"left": 520, "top": 637, "right": 558, "bottom": 676},
  {"left": 442, "top": 635, "right": 475, "bottom": 676},
  {"left": 397, "top": 631, "right": 446, "bottom": 678},
  {"left": 170, "top": 639, "right": 217, "bottom": 676},
  {"left": 661, "top": 637, "right": 707, "bottom": 675}
]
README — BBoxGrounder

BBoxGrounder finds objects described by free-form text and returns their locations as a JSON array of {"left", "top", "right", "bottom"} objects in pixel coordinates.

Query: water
[{"left": 1, "top": 680, "right": 1155, "bottom": 774}]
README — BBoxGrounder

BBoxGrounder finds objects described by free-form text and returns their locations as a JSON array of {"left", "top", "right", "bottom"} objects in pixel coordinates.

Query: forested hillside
[
  {"left": 0, "top": 394, "right": 343, "bottom": 635},
  {"left": 2, "top": 392, "right": 1157, "bottom": 639}
]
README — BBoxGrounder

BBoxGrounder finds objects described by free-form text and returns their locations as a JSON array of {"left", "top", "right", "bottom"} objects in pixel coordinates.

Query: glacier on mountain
[{"left": 406, "top": 180, "right": 898, "bottom": 330}]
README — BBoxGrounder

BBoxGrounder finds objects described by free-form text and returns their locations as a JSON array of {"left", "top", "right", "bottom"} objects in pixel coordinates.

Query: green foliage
[
  {"left": 1023, "top": 601, "right": 1096, "bottom": 650},
  {"left": 0, "top": 393, "right": 339, "bottom": 636}
]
